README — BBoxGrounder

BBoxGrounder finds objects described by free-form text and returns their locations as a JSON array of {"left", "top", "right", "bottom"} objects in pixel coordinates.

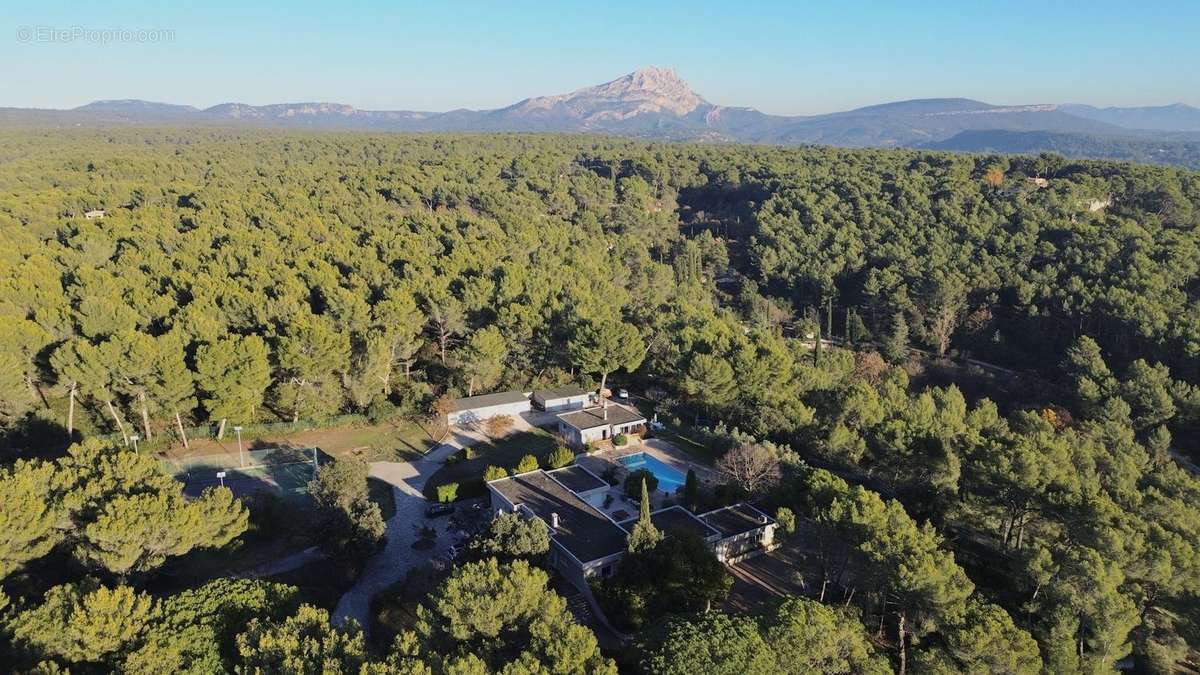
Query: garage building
[
  {"left": 446, "top": 390, "right": 531, "bottom": 426},
  {"left": 532, "top": 386, "right": 592, "bottom": 412}
]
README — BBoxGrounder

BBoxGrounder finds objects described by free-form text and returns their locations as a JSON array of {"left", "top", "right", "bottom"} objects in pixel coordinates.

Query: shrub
[
  {"left": 545, "top": 446, "right": 575, "bottom": 469},
  {"left": 613, "top": 433, "right": 629, "bottom": 446},
  {"left": 436, "top": 482, "right": 459, "bottom": 503},
  {"left": 462, "top": 446, "right": 477, "bottom": 461},
  {"left": 624, "top": 468, "right": 659, "bottom": 498},
  {"left": 366, "top": 398, "right": 397, "bottom": 425},
  {"left": 484, "top": 414, "right": 514, "bottom": 438},
  {"left": 514, "top": 454, "right": 539, "bottom": 474},
  {"left": 483, "top": 465, "right": 508, "bottom": 482}
]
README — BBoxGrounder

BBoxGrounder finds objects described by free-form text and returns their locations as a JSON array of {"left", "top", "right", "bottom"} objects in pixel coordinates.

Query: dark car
[{"left": 425, "top": 503, "right": 455, "bottom": 518}]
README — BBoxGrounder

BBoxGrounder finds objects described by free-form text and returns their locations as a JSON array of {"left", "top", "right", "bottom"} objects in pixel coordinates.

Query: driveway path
[
  {"left": 330, "top": 428, "right": 491, "bottom": 633},
  {"left": 234, "top": 546, "right": 323, "bottom": 579}
]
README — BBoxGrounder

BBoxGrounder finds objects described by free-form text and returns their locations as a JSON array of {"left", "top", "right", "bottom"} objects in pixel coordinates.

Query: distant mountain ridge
[
  {"left": 1060, "top": 103, "right": 1200, "bottom": 132},
  {"left": 5, "top": 67, "right": 1199, "bottom": 168}
]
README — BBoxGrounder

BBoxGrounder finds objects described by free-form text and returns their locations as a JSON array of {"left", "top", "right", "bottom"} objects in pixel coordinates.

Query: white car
[{"left": 618, "top": 388, "right": 630, "bottom": 399}]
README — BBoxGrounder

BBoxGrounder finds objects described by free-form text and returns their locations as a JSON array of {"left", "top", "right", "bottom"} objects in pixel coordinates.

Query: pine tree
[
  {"left": 196, "top": 335, "right": 271, "bottom": 439},
  {"left": 0, "top": 461, "right": 66, "bottom": 578},
  {"left": 882, "top": 312, "right": 909, "bottom": 364}
]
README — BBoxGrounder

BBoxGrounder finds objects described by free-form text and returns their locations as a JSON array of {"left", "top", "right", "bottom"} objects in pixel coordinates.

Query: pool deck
[{"left": 578, "top": 438, "right": 719, "bottom": 520}]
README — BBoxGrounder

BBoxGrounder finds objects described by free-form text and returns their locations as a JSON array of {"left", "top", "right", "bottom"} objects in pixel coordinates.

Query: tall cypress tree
[{"left": 627, "top": 479, "right": 662, "bottom": 553}]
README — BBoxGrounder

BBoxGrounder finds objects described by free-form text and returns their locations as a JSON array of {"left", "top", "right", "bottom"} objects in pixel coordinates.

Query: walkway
[
  {"left": 330, "top": 414, "right": 548, "bottom": 633},
  {"left": 330, "top": 443, "right": 456, "bottom": 632},
  {"left": 234, "top": 546, "right": 323, "bottom": 579}
]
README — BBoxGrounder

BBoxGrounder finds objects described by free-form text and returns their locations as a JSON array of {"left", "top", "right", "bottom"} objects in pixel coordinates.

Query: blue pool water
[{"left": 619, "top": 452, "right": 687, "bottom": 493}]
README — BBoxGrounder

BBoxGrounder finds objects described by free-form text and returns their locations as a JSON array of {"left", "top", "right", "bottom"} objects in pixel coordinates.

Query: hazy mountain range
[{"left": 5, "top": 66, "right": 1200, "bottom": 168}]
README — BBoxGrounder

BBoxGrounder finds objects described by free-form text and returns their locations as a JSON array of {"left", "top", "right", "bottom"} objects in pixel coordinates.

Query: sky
[{"left": 3, "top": 0, "right": 1199, "bottom": 115}]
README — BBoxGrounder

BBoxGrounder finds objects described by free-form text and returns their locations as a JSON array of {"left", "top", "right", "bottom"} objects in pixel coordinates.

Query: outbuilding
[
  {"left": 446, "top": 390, "right": 531, "bottom": 426},
  {"left": 532, "top": 386, "right": 592, "bottom": 412}
]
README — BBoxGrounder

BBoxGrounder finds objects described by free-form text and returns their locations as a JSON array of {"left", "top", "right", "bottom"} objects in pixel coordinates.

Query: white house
[
  {"left": 486, "top": 467, "right": 776, "bottom": 590},
  {"left": 83, "top": 209, "right": 106, "bottom": 220},
  {"left": 488, "top": 468, "right": 629, "bottom": 587},
  {"left": 532, "top": 386, "right": 591, "bottom": 412},
  {"left": 446, "top": 390, "right": 531, "bottom": 426},
  {"left": 556, "top": 402, "right": 646, "bottom": 448}
]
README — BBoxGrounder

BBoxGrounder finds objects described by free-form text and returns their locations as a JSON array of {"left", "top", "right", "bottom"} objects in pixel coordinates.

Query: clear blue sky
[{"left": 4, "top": 0, "right": 1198, "bottom": 114}]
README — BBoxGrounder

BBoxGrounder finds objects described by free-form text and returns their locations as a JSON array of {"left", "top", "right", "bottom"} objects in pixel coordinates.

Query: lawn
[
  {"left": 653, "top": 424, "right": 722, "bottom": 462},
  {"left": 422, "top": 426, "right": 561, "bottom": 501},
  {"left": 173, "top": 418, "right": 435, "bottom": 466}
]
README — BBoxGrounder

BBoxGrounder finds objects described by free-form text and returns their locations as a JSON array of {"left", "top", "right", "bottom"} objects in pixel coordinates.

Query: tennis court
[{"left": 163, "top": 446, "right": 331, "bottom": 500}]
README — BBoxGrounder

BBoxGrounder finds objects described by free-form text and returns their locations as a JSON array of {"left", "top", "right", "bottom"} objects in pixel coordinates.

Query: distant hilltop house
[
  {"left": 83, "top": 209, "right": 106, "bottom": 219},
  {"left": 487, "top": 466, "right": 776, "bottom": 588},
  {"left": 446, "top": 386, "right": 646, "bottom": 447}
]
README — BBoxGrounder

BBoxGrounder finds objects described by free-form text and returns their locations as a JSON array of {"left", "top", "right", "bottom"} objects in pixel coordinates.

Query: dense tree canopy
[{"left": 2, "top": 129, "right": 1200, "bottom": 672}]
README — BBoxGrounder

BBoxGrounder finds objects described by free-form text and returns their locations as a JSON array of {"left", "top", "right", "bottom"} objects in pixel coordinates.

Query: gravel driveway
[{"left": 331, "top": 412, "right": 559, "bottom": 633}]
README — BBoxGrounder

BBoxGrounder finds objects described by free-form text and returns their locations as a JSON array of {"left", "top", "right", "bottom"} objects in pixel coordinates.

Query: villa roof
[
  {"left": 488, "top": 470, "right": 627, "bottom": 563},
  {"left": 451, "top": 390, "right": 528, "bottom": 410},
  {"left": 698, "top": 503, "right": 775, "bottom": 538},
  {"left": 533, "top": 386, "right": 590, "bottom": 400},
  {"left": 557, "top": 402, "right": 645, "bottom": 430},
  {"left": 546, "top": 464, "right": 607, "bottom": 493},
  {"left": 619, "top": 505, "right": 719, "bottom": 540}
]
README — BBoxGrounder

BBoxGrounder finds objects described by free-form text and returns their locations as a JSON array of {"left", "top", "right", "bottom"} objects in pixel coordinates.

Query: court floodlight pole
[{"left": 234, "top": 426, "right": 244, "bottom": 467}]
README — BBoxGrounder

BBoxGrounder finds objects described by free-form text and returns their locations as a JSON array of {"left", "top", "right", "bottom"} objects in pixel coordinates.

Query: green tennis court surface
[{"left": 163, "top": 446, "right": 331, "bottom": 500}]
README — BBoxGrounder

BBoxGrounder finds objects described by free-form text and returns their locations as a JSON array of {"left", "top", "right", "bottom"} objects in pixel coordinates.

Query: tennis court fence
[{"left": 162, "top": 446, "right": 334, "bottom": 499}]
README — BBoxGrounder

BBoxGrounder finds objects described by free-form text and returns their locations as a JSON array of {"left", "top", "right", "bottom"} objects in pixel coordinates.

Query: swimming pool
[{"left": 619, "top": 452, "right": 687, "bottom": 493}]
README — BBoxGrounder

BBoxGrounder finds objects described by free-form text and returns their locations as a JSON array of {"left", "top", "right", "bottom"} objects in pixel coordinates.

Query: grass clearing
[
  {"left": 174, "top": 419, "right": 435, "bottom": 466},
  {"left": 423, "top": 426, "right": 560, "bottom": 501},
  {"left": 654, "top": 424, "right": 721, "bottom": 462}
]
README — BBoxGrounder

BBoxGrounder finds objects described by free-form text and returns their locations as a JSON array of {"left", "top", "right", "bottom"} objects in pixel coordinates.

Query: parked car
[
  {"left": 618, "top": 388, "right": 630, "bottom": 399},
  {"left": 425, "top": 503, "right": 455, "bottom": 518}
]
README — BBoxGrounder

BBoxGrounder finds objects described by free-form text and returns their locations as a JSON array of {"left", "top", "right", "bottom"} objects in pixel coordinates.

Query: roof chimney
[{"left": 550, "top": 512, "right": 560, "bottom": 530}]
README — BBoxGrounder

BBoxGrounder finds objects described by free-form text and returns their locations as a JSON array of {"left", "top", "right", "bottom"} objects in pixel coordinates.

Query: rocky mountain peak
[
  {"left": 586, "top": 66, "right": 706, "bottom": 114},
  {"left": 505, "top": 66, "right": 707, "bottom": 122}
]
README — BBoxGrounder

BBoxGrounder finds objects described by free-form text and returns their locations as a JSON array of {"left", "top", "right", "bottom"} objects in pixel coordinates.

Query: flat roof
[
  {"left": 533, "top": 386, "right": 590, "bottom": 400},
  {"left": 547, "top": 464, "right": 607, "bottom": 493},
  {"left": 557, "top": 403, "right": 645, "bottom": 430},
  {"left": 619, "top": 505, "right": 718, "bottom": 539},
  {"left": 489, "top": 471, "right": 627, "bottom": 563},
  {"left": 699, "top": 503, "right": 774, "bottom": 538},
  {"left": 452, "top": 390, "right": 528, "bottom": 411}
]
